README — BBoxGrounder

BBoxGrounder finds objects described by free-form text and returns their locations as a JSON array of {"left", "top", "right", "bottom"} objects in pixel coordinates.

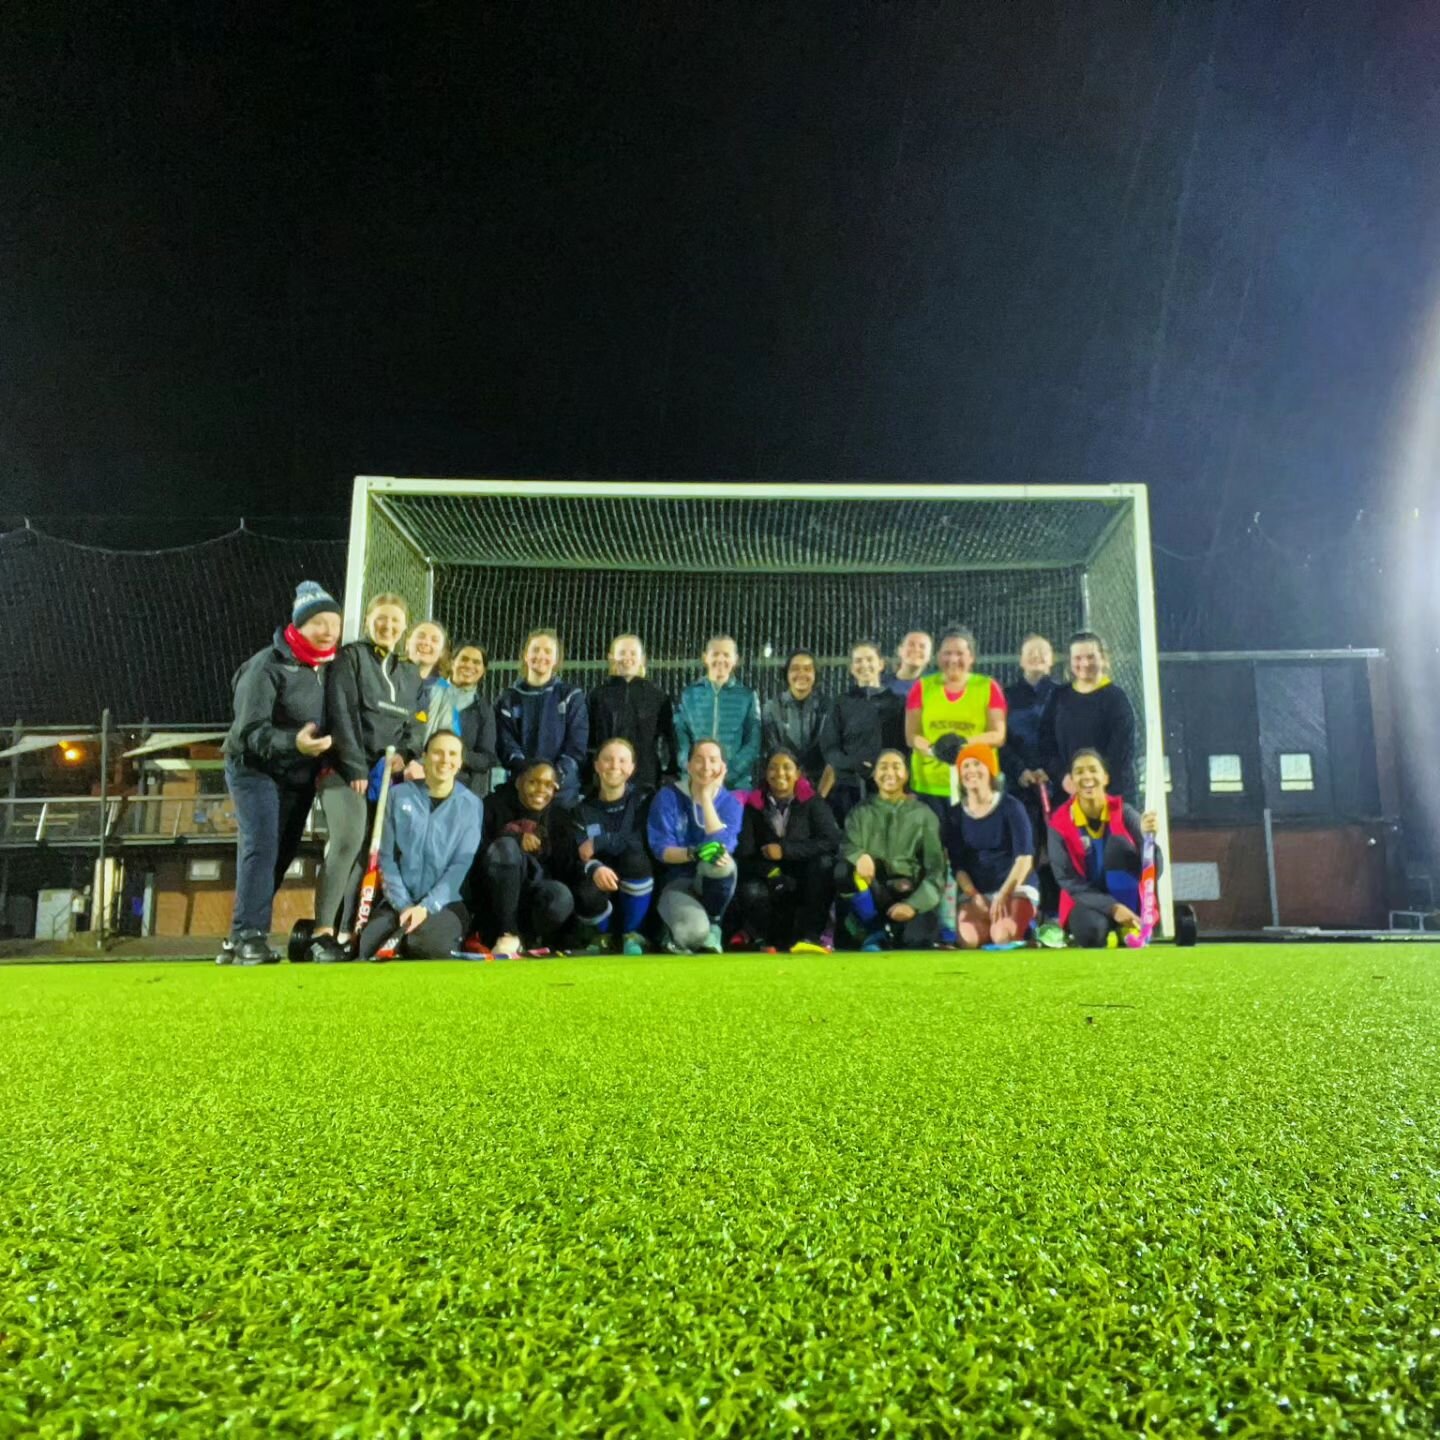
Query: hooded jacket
[
  {"left": 646, "top": 778, "right": 744, "bottom": 875},
  {"left": 736, "top": 785, "right": 841, "bottom": 873},
  {"left": 840, "top": 794, "right": 945, "bottom": 914},
  {"left": 225, "top": 627, "right": 330, "bottom": 787},
  {"left": 325, "top": 641, "right": 424, "bottom": 783},
  {"left": 674, "top": 676, "right": 761, "bottom": 788},
  {"left": 587, "top": 676, "right": 677, "bottom": 790},
  {"left": 496, "top": 676, "right": 589, "bottom": 798}
]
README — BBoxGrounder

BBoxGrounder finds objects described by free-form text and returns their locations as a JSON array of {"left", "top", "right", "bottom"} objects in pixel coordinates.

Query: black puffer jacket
[
  {"left": 225, "top": 628, "right": 330, "bottom": 787},
  {"left": 325, "top": 641, "right": 424, "bottom": 783}
]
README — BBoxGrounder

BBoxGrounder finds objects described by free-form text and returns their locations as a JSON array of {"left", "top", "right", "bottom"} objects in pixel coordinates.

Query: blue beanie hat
[{"left": 292, "top": 580, "right": 342, "bottom": 627}]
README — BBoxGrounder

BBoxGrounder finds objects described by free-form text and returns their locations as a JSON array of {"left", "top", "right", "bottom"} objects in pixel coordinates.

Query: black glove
[{"left": 932, "top": 734, "right": 964, "bottom": 766}]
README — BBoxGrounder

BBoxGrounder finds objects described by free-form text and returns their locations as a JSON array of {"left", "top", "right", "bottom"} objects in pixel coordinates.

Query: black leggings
[
  {"left": 478, "top": 837, "right": 574, "bottom": 944},
  {"left": 359, "top": 901, "right": 468, "bottom": 960},
  {"left": 739, "top": 855, "right": 834, "bottom": 947},
  {"left": 833, "top": 859, "right": 941, "bottom": 949}
]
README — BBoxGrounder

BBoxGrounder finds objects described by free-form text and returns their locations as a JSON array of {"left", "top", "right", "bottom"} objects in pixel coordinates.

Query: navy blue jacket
[
  {"left": 564, "top": 784, "right": 652, "bottom": 875},
  {"left": 1001, "top": 675, "right": 1057, "bottom": 788},
  {"left": 496, "top": 676, "right": 589, "bottom": 800}
]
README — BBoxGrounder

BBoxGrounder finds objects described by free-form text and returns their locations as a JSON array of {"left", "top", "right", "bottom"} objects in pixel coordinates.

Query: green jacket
[{"left": 841, "top": 795, "right": 946, "bottom": 914}]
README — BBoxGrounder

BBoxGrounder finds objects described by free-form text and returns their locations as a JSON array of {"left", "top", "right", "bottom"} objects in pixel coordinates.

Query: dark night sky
[{"left": 4, "top": 2, "right": 1439, "bottom": 579}]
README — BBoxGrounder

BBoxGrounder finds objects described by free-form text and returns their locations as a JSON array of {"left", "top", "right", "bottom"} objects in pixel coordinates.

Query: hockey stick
[
  {"left": 353, "top": 746, "right": 397, "bottom": 945},
  {"left": 1125, "top": 818, "right": 1159, "bottom": 949}
]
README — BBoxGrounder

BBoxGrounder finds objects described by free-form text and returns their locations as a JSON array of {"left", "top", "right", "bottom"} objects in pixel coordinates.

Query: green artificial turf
[{"left": 2, "top": 947, "right": 1438, "bottom": 1438}]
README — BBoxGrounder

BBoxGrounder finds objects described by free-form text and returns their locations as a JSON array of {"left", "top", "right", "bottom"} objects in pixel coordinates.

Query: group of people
[{"left": 219, "top": 580, "right": 1161, "bottom": 965}]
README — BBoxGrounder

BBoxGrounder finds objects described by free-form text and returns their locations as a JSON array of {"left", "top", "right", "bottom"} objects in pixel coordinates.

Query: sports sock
[
  {"left": 849, "top": 872, "right": 878, "bottom": 923},
  {"left": 618, "top": 889, "right": 652, "bottom": 934}
]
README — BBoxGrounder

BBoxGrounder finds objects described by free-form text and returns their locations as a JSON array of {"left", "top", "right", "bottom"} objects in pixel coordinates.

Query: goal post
[{"left": 344, "top": 477, "right": 1173, "bottom": 937}]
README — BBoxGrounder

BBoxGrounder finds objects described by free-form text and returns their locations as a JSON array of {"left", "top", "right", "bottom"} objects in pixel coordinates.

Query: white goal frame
[{"left": 344, "top": 477, "right": 1173, "bottom": 938}]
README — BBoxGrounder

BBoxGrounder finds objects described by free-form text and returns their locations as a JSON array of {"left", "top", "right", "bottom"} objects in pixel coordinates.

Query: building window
[
  {"left": 1208, "top": 754, "right": 1244, "bottom": 794},
  {"left": 1279, "top": 753, "right": 1315, "bottom": 792},
  {"left": 1163, "top": 755, "right": 1172, "bottom": 793}
]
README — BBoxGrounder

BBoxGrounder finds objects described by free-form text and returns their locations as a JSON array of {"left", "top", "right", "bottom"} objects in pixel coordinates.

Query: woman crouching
[
  {"left": 1047, "top": 749, "right": 1161, "bottom": 947},
  {"left": 835, "top": 748, "right": 946, "bottom": 951},
  {"left": 476, "top": 759, "right": 582, "bottom": 959}
]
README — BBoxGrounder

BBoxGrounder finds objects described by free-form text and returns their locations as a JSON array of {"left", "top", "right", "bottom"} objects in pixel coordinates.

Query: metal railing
[{"left": 0, "top": 793, "right": 328, "bottom": 847}]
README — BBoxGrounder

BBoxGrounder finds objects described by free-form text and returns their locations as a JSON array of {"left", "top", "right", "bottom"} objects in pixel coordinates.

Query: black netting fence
[
  {"left": 0, "top": 512, "right": 1391, "bottom": 725},
  {"left": 0, "top": 525, "right": 347, "bottom": 724}
]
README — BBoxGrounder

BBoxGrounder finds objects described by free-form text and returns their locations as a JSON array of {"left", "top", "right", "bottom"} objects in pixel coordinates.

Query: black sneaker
[
  {"left": 215, "top": 936, "right": 236, "bottom": 966},
  {"left": 234, "top": 931, "right": 280, "bottom": 966},
  {"left": 308, "top": 934, "right": 352, "bottom": 964}
]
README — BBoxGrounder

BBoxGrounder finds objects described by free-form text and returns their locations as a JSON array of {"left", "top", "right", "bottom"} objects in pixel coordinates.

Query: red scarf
[{"left": 284, "top": 623, "right": 337, "bottom": 670}]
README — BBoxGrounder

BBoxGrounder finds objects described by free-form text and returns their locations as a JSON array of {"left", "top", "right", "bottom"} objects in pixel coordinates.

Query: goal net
[{"left": 345, "top": 479, "right": 1170, "bottom": 926}]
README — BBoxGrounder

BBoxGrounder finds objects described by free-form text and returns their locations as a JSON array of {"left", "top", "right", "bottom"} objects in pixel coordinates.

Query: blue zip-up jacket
[
  {"left": 646, "top": 780, "right": 743, "bottom": 878},
  {"left": 496, "top": 676, "right": 589, "bottom": 800},
  {"left": 379, "top": 782, "right": 483, "bottom": 916},
  {"left": 674, "top": 677, "right": 761, "bottom": 788},
  {"left": 1000, "top": 674, "right": 1057, "bottom": 788}
]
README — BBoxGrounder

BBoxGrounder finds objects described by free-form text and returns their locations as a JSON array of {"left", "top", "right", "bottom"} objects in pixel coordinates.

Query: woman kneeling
[
  {"left": 944, "top": 744, "right": 1037, "bottom": 948},
  {"left": 1047, "top": 749, "right": 1161, "bottom": 948}
]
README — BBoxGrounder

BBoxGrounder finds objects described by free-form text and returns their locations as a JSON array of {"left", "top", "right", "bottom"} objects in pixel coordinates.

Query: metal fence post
[{"left": 96, "top": 709, "right": 111, "bottom": 949}]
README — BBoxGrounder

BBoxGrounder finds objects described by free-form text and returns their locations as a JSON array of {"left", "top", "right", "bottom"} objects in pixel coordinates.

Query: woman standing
[
  {"left": 449, "top": 642, "right": 498, "bottom": 798},
  {"left": 674, "top": 635, "right": 761, "bottom": 790},
  {"left": 835, "top": 749, "right": 946, "bottom": 951},
  {"left": 408, "top": 621, "right": 453, "bottom": 759},
  {"left": 818, "top": 639, "right": 906, "bottom": 823},
  {"left": 566, "top": 737, "right": 656, "bottom": 956},
  {"left": 944, "top": 744, "right": 1038, "bottom": 948},
  {"left": 312, "top": 591, "right": 422, "bottom": 961},
  {"left": 587, "top": 633, "right": 677, "bottom": 791},
  {"left": 885, "top": 630, "right": 934, "bottom": 699},
  {"left": 1040, "top": 631, "right": 1137, "bottom": 802},
  {"left": 220, "top": 581, "right": 341, "bottom": 965},
  {"left": 1047, "top": 749, "right": 1160, "bottom": 948},
  {"left": 496, "top": 629, "right": 589, "bottom": 807},
  {"left": 761, "top": 649, "right": 828, "bottom": 785},
  {"left": 904, "top": 626, "right": 1007, "bottom": 822},
  {"left": 736, "top": 748, "right": 840, "bottom": 953}
]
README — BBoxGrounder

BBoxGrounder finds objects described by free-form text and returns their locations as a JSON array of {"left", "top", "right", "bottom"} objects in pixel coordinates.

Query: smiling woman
[{"left": 219, "top": 580, "right": 342, "bottom": 967}]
